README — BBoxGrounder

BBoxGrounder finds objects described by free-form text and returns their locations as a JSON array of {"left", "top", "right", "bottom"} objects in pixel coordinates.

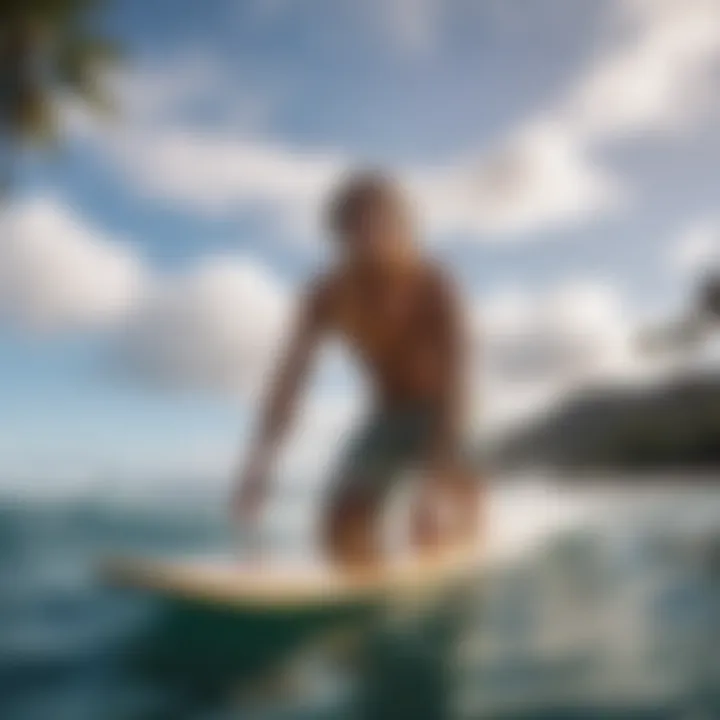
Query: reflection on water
[{"left": 0, "top": 479, "right": 719, "bottom": 719}]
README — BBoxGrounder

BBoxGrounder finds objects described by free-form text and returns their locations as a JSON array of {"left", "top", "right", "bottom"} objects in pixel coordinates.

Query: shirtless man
[{"left": 234, "top": 172, "right": 481, "bottom": 569}]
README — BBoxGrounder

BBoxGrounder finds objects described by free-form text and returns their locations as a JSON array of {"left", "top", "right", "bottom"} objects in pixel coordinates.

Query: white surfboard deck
[{"left": 103, "top": 543, "right": 483, "bottom": 610}]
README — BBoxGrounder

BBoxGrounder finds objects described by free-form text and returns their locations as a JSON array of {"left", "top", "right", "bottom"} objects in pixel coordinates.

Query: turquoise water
[{"left": 0, "top": 488, "right": 718, "bottom": 719}]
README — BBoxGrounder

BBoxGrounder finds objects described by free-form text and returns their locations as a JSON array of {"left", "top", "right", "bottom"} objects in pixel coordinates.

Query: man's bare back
[
  {"left": 234, "top": 172, "right": 481, "bottom": 569},
  {"left": 313, "top": 260, "right": 461, "bottom": 411}
]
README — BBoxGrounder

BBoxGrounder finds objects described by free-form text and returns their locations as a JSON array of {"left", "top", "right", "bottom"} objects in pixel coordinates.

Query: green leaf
[
  {"left": 12, "top": 83, "right": 57, "bottom": 143},
  {"left": 56, "top": 35, "right": 120, "bottom": 114}
]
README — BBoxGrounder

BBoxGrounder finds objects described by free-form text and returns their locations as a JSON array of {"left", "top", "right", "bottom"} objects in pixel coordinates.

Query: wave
[{"left": 0, "top": 481, "right": 719, "bottom": 719}]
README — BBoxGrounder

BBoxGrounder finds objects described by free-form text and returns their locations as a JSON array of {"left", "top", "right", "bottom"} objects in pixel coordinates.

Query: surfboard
[
  {"left": 103, "top": 543, "right": 483, "bottom": 610},
  {"left": 102, "top": 545, "right": 483, "bottom": 691}
]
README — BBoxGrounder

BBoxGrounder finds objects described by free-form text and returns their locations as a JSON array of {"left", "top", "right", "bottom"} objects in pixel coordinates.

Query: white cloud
[
  {"left": 102, "top": 119, "right": 617, "bottom": 240},
  {"left": 110, "top": 128, "right": 345, "bottom": 228},
  {"left": 0, "top": 195, "right": 294, "bottom": 398},
  {"left": 668, "top": 220, "right": 720, "bottom": 277},
  {"left": 410, "top": 120, "right": 619, "bottom": 238},
  {"left": 0, "top": 198, "right": 144, "bottom": 332},
  {"left": 438, "top": 0, "right": 720, "bottom": 241},
  {"left": 483, "top": 281, "right": 633, "bottom": 384},
  {"left": 417, "top": 0, "right": 720, "bottom": 242},
  {"left": 78, "top": 94, "right": 619, "bottom": 242},
  {"left": 478, "top": 280, "right": 640, "bottom": 430},
  {"left": 567, "top": 0, "right": 720, "bottom": 138},
  {"left": 118, "top": 255, "right": 290, "bottom": 396}
]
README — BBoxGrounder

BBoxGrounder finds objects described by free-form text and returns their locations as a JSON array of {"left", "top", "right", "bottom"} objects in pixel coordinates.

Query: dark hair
[{"left": 326, "top": 170, "right": 405, "bottom": 235}]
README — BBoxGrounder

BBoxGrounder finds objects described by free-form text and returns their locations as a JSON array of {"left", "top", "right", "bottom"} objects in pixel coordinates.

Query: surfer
[{"left": 234, "top": 171, "right": 481, "bottom": 569}]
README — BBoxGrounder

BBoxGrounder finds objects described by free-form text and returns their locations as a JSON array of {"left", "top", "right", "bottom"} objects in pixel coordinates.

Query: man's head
[{"left": 326, "top": 171, "right": 415, "bottom": 267}]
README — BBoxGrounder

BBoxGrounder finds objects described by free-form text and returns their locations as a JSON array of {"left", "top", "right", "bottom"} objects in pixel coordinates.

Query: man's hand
[{"left": 232, "top": 451, "right": 270, "bottom": 527}]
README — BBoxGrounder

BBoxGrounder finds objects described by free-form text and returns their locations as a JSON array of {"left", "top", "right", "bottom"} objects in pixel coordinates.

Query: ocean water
[{"left": 0, "top": 481, "right": 719, "bottom": 720}]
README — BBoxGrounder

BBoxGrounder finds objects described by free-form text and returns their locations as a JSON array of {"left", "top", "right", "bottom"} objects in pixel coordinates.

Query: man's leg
[
  {"left": 321, "top": 487, "right": 384, "bottom": 570},
  {"left": 410, "top": 468, "right": 484, "bottom": 555},
  {"left": 320, "top": 412, "right": 399, "bottom": 571}
]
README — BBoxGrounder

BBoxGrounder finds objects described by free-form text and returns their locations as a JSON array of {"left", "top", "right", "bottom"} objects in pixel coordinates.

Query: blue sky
[{"left": 2, "top": 0, "right": 720, "bottom": 494}]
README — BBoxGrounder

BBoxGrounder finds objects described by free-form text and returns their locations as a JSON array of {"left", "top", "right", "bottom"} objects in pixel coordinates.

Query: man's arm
[{"left": 234, "top": 281, "right": 329, "bottom": 521}]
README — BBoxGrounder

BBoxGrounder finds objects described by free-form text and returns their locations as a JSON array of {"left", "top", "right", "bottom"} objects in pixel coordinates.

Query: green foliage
[
  {"left": 0, "top": 0, "right": 118, "bottom": 161},
  {"left": 498, "top": 375, "right": 720, "bottom": 471}
]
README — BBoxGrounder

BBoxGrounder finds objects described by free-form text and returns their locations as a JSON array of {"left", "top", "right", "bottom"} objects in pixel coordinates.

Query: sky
[{"left": 2, "top": 0, "right": 720, "bottom": 497}]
